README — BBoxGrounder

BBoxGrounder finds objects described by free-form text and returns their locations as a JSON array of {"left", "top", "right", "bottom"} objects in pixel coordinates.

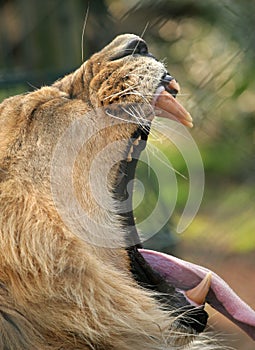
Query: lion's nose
[{"left": 161, "top": 73, "right": 180, "bottom": 98}]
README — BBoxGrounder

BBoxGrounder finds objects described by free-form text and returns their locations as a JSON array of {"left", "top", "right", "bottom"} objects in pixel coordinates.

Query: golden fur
[{"left": 0, "top": 34, "right": 215, "bottom": 349}]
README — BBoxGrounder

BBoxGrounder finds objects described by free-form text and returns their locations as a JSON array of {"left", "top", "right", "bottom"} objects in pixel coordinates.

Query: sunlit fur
[{"left": 0, "top": 34, "right": 220, "bottom": 349}]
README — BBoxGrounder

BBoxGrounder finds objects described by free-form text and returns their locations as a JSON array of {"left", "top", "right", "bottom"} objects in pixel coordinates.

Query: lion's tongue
[
  {"left": 154, "top": 87, "right": 193, "bottom": 128},
  {"left": 139, "top": 249, "right": 255, "bottom": 340}
]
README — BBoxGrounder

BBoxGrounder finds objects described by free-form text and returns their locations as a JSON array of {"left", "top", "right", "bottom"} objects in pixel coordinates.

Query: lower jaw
[{"left": 112, "top": 127, "right": 208, "bottom": 336}]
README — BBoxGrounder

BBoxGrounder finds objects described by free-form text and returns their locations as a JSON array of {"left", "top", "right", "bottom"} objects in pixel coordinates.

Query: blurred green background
[{"left": 1, "top": 0, "right": 255, "bottom": 348}]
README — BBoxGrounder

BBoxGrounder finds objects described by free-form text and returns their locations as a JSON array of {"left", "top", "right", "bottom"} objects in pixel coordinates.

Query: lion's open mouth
[
  {"left": 113, "top": 76, "right": 255, "bottom": 340},
  {"left": 153, "top": 73, "right": 193, "bottom": 128}
]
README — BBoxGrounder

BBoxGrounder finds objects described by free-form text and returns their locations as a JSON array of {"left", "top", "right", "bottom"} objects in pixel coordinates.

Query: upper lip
[
  {"left": 160, "top": 73, "right": 180, "bottom": 98},
  {"left": 153, "top": 73, "right": 193, "bottom": 128}
]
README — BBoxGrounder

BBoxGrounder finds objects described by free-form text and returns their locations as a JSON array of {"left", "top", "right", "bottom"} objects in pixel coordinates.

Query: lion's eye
[
  {"left": 125, "top": 39, "right": 149, "bottom": 56},
  {"left": 111, "top": 39, "right": 150, "bottom": 60}
]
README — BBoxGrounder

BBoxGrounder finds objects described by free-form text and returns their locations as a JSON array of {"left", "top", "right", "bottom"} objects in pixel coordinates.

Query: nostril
[
  {"left": 161, "top": 73, "right": 180, "bottom": 98},
  {"left": 161, "top": 73, "right": 174, "bottom": 84}
]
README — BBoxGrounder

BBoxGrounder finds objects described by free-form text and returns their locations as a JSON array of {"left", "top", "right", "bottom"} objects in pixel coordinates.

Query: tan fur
[{"left": 0, "top": 34, "right": 215, "bottom": 349}]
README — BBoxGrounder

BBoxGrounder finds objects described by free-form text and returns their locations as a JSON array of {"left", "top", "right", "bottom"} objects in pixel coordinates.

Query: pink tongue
[{"left": 139, "top": 249, "right": 255, "bottom": 340}]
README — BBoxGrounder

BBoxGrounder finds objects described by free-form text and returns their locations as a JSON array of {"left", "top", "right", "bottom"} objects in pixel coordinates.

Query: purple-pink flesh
[{"left": 139, "top": 249, "right": 255, "bottom": 340}]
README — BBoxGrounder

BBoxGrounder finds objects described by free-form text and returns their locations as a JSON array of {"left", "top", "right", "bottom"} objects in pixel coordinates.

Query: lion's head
[{"left": 0, "top": 34, "right": 254, "bottom": 350}]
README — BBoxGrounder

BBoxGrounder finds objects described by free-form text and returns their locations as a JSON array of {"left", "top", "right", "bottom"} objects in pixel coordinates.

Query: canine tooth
[
  {"left": 127, "top": 145, "right": 134, "bottom": 162},
  {"left": 133, "top": 136, "right": 141, "bottom": 146},
  {"left": 169, "top": 79, "right": 180, "bottom": 93},
  {"left": 185, "top": 272, "right": 212, "bottom": 306}
]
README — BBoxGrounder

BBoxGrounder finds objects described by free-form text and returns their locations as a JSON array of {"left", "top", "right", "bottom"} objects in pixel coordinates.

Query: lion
[{"left": 0, "top": 34, "right": 254, "bottom": 350}]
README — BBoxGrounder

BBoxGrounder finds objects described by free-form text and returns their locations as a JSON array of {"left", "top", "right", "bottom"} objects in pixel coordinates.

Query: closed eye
[
  {"left": 126, "top": 39, "right": 149, "bottom": 55},
  {"left": 111, "top": 39, "right": 154, "bottom": 60}
]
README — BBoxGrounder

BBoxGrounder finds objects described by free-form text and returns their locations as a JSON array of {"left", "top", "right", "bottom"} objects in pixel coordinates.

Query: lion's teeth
[
  {"left": 133, "top": 135, "right": 141, "bottom": 146},
  {"left": 127, "top": 136, "right": 141, "bottom": 162},
  {"left": 127, "top": 145, "right": 134, "bottom": 162},
  {"left": 185, "top": 272, "right": 212, "bottom": 306}
]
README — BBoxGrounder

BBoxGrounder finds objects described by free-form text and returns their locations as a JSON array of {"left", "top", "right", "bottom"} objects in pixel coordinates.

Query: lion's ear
[
  {"left": 0, "top": 87, "right": 66, "bottom": 162},
  {"left": 0, "top": 95, "right": 25, "bottom": 162},
  {"left": 53, "top": 61, "right": 90, "bottom": 100}
]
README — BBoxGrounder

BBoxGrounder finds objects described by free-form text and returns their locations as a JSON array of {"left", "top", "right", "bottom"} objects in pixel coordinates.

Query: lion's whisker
[
  {"left": 81, "top": 4, "right": 90, "bottom": 63},
  {"left": 103, "top": 85, "right": 139, "bottom": 101},
  {"left": 146, "top": 143, "right": 188, "bottom": 180},
  {"left": 151, "top": 118, "right": 191, "bottom": 141}
]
